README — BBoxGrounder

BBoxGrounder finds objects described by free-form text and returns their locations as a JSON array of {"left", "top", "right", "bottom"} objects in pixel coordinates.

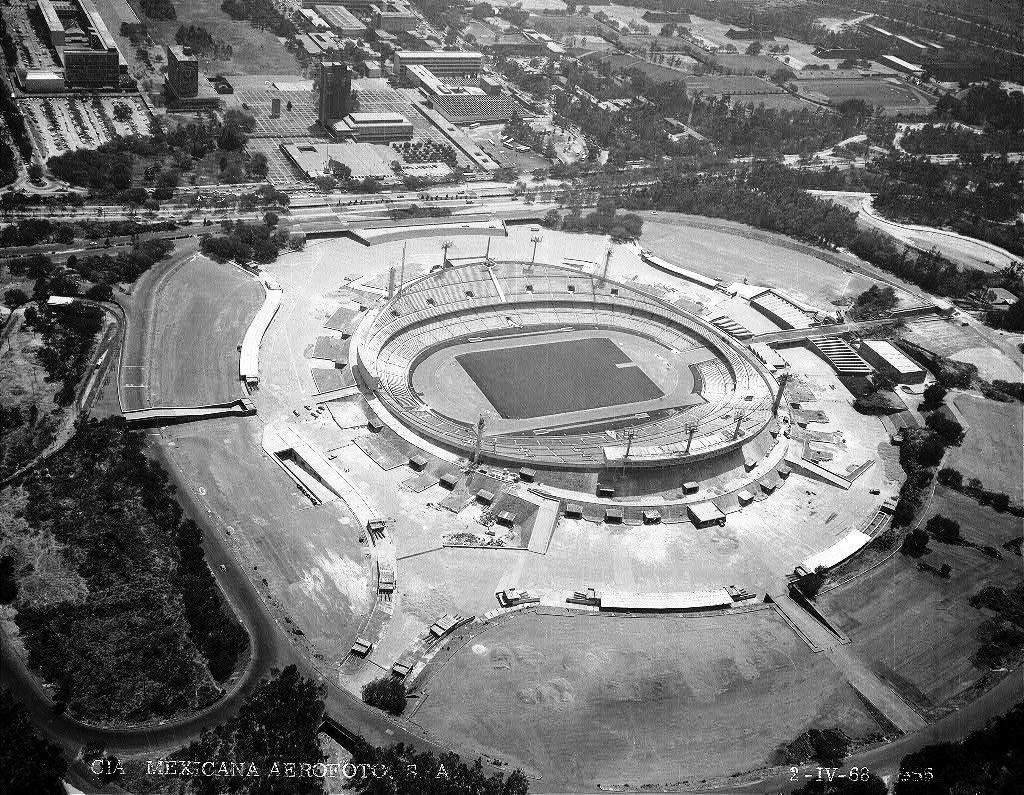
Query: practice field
[
  {"left": 456, "top": 338, "right": 664, "bottom": 419},
  {"left": 413, "top": 609, "right": 883, "bottom": 787},
  {"left": 946, "top": 394, "right": 1023, "bottom": 502},
  {"left": 798, "top": 78, "right": 932, "bottom": 110}
]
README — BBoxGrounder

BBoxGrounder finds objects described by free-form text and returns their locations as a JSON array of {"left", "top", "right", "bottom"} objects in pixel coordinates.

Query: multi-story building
[
  {"left": 319, "top": 61, "right": 352, "bottom": 127},
  {"left": 314, "top": 5, "right": 367, "bottom": 37},
  {"left": 38, "top": 0, "right": 125, "bottom": 88},
  {"left": 371, "top": 1, "right": 417, "bottom": 34},
  {"left": 166, "top": 45, "right": 199, "bottom": 99},
  {"left": 393, "top": 50, "right": 482, "bottom": 79}
]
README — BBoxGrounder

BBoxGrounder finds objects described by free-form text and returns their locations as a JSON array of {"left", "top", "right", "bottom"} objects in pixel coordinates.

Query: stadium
[{"left": 353, "top": 259, "right": 781, "bottom": 476}]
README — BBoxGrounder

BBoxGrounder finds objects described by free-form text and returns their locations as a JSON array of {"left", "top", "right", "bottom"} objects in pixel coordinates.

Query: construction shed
[{"left": 687, "top": 502, "right": 726, "bottom": 527}]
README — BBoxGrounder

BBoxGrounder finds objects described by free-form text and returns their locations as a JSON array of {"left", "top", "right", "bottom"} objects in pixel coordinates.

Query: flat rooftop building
[
  {"left": 314, "top": 5, "right": 366, "bottom": 36},
  {"left": 166, "top": 45, "right": 199, "bottom": 99},
  {"left": 394, "top": 50, "right": 483, "bottom": 79},
  {"left": 858, "top": 340, "right": 926, "bottom": 384},
  {"left": 331, "top": 111, "right": 413, "bottom": 142}
]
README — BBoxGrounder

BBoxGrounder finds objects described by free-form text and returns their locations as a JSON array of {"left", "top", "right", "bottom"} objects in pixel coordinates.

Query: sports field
[
  {"left": 947, "top": 394, "right": 1023, "bottom": 501},
  {"left": 413, "top": 609, "right": 883, "bottom": 787},
  {"left": 799, "top": 78, "right": 932, "bottom": 110},
  {"left": 456, "top": 338, "right": 663, "bottom": 419}
]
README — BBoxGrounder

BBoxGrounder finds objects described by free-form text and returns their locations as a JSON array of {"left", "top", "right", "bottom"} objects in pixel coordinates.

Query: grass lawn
[
  {"left": 148, "top": 0, "right": 298, "bottom": 76},
  {"left": 818, "top": 487, "right": 1023, "bottom": 716},
  {"left": 947, "top": 394, "right": 1024, "bottom": 501},
  {"left": 413, "top": 608, "right": 883, "bottom": 788}
]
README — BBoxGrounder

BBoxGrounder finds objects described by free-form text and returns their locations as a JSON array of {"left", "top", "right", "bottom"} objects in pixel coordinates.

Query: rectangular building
[
  {"left": 37, "top": 0, "right": 65, "bottom": 47},
  {"left": 330, "top": 111, "right": 413, "bottom": 142},
  {"left": 319, "top": 61, "right": 351, "bottom": 127},
  {"left": 372, "top": 1, "right": 417, "bottom": 33},
  {"left": 166, "top": 45, "right": 199, "bottom": 99},
  {"left": 393, "top": 50, "right": 483, "bottom": 79},
  {"left": 315, "top": 5, "right": 366, "bottom": 36},
  {"left": 858, "top": 340, "right": 926, "bottom": 384}
]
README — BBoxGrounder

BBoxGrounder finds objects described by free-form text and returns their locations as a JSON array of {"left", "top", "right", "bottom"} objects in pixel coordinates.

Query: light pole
[{"left": 530, "top": 234, "right": 542, "bottom": 264}]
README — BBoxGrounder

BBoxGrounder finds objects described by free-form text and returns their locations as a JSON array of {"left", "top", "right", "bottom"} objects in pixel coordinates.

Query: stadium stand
[
  {"left": 808, "top": 336, "right": 874, "bottom": 376},
  {"left": 354, "top": 261, "right": 777, "bottom": 469}
]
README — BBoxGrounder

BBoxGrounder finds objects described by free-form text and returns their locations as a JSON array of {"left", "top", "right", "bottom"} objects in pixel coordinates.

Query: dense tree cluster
[
  {"left": 220, "top": 0, "right": 297, "bottom": 37},
  {"left": 935, "top": 82, "right": 1024, "bottom": 133},
  {"left": 872, "top": 155, "right": 1024, "bottom": 256},
  {"left": 895, "top": 702, "right": 1024, "bottom": 793},
  {"left": 7, "top": 238, "right": 174, "bottom": 287},
  {"left": 0, "top": 397, "right": 56, "bottom": 479},
  {"left": 23, "top": 300, "right": 103, "bottom": 405},
  {"left": 47, "top": 110, "right": 258, "bottom": 192},
  {"left": 347, "top": 738, "right": 530, "bottom": 795},
  {"left": 139, "top": 0, "right": 177, "bottom": 20},
  {"left": 175, "top": 24, "right": 233, "bottom": 60},
  {"left": 900, "top": 125, "right": 1024, "bottom": 156},
  {"left": 0, "top": 688, "right": 68, "bottom": 795},
  {"left": 200, "top": 219, "right": 294, "bottom": 265},
  {"left": 171, "top": 665, "right": 325, "bottom": 793},
  {"left": 849, "top": 284, "right": 897, "bottom": 320},
  {"left": 13, "top": 417, "right": 248, "bottom": 722},
  {"left": 361, "top": 675, "right": 408, "bottom": 715}
]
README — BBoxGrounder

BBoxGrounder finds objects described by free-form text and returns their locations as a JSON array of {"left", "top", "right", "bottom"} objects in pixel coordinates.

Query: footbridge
[{"left": 122, "top": 398, "right": 256, "bottom": 429}]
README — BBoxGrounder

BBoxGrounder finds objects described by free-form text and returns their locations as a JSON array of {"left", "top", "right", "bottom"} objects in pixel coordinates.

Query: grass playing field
[
  {"left": 799, "top": 78, "right": 932, "bottom": 110},
  {"left": 456, "top": 337, "right": 664, "bottom": 419},
  {"left": 412, "top": 608, "right": 884, "bottom": 788}
]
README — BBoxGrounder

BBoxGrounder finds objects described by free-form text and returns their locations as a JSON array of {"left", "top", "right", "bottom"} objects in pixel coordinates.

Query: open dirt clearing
[{"left": 413, "top": 608, "right": 883, "bottom": 788}]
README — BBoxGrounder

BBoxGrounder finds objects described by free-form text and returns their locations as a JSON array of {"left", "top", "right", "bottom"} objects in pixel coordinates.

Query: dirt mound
[
  {"left": 560, "top": 648, "right": 608, "bottom": 675},
  {"left": 490, "top": 644, "right": 541, "bottom": 672},
  {"left": 515, "top": 677, "right": 576, "bottom": 707}
]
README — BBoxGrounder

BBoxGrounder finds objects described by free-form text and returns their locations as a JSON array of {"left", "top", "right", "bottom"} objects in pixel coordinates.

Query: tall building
[
  {"left": 166, "top": 46, "right": 199, "bottom": 99},
  {"left": 319, "top": 61, "right": 352, "bottom": 127}
]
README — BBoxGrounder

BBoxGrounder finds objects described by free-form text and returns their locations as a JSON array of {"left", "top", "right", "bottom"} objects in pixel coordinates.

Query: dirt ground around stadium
[
  {"left": 411, "top": 608, "right": 884, "bottom": 788},
  {"left": 117, "top": 249, "right": 370, "bottom": 669},
  {"left": 818, "top": 486, "right": 1023, "bottom": 717},
  {"left": 244, "top": 226, "right": 902, "bottom": 673}
]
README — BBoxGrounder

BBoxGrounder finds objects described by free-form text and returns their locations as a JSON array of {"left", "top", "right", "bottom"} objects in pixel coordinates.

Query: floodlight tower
[
  {"left": 602, "top": 246, "right": 613, "bottom": 282},
  {"left": 472, "top": 411, "right": 488, "bottom": 467},
  {"left": 440, "top": 240, "right": 454, "bottom": 268},
  {"left": 773, "top": 372, "right": 791, "bottom": 415},
  {"left": 620, "top": 429, "right": 635, "bottom": 475},
  {"left": 530, "top": 234, "right": 543, "bottom": 264},
  {"left": 683, "top": 420, "right": 699, "bottom": 454}
]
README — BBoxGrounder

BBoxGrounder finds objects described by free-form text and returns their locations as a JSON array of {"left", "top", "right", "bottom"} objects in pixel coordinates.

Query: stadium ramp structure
[
  {"left": 240, "top": 276, "right": 283, "bottom": 388},
  {"left": 122, "top": 398, "right": 256, "bottom": 429},
  {"left": 262, "top": 425, "right": 378, "bottom": 524},
  {"left": 640, "top": 250, "right": 721, "bottom": 290}
]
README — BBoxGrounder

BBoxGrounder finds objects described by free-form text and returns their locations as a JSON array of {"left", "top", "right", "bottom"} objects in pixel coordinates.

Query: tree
[
  {"left": 937, "top": 467, "right": 962, "bottom": 488},
  {"left": 926, "top": 514, "right": 961, "bottom": 543},
  {"left": 0, "top": 555, "right": 18, "bottom": 603},
  {"left": 745, "top": 40, "right": 763, "bottom": 56},
  {"left": 991, "top": 492, "right": 1011, "bottom": 512},
  {"left": 84, "top": 283, "right": 114, "bottom": 302},
  {"left": 3, "top": 288, "right": 28, "bottom": 307},
  {"left": 178, "top": 665, "right": 325, "bottom": 791},
  {"left": 902, "top": 526, "right": 930, "bottom": 556},
  {"left": 263, "top": 211, "right": 279, "bottom": 227},
  {"left": 794, "top": 567, "right": 826, "bottom": 599},
  {"left": 362, "top": 675, "right": 407, "bottom": 715},
  {"left": 925, "top": 412, "right": 965, "bottom": 446},
  {"left": 922, "top": 383, "right": 947, "bottom": 409},
  {"left": 27, "top": 162, "right": 43, "bottom": 182},
  {"left": 0, "top": 688, "right": 68, "bottom": 795}
]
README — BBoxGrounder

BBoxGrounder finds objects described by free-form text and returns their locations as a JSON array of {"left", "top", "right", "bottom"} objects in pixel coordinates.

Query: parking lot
[{"left": 20, "top": 96, "right": 151, "bottom": 159}]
